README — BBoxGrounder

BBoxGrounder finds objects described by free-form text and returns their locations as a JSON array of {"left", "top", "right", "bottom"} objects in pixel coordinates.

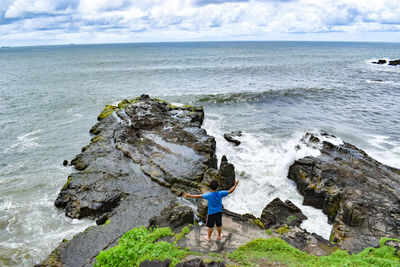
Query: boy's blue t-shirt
[{"left": 202, "top": 190, "right": 229, "bottom": 215}]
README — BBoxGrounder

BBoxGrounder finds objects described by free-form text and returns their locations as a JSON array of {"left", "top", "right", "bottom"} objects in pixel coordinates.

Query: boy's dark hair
[{"left": 210, "top": 180, "right": 218, "bottom": 190}]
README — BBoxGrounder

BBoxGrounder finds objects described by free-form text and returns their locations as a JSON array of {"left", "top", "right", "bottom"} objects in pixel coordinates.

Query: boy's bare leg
[
  {"left": 217, "top": 226, "right": 223, "bottom": 240},
  {"left": 204, "top": 227, "right": 213, "bottom": 242}
]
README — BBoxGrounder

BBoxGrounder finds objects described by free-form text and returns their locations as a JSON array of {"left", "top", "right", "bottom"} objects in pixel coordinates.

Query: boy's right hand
[{"left": 235, "top": 179, "right": 239, "bottom": 185}]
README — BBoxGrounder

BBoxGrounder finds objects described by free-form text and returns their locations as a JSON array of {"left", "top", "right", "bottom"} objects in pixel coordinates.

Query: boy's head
[{"left": 210, "top": 180, "right": 218, "bottom": 191}]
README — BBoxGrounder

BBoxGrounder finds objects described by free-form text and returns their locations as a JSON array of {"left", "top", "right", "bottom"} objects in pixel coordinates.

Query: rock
[
  {"left": 372, "top": 59, "right": 387, "bottom": 64},
  {"left": 63, "top": 160, "right": 69, "bottom": 166},
  {"left": 372, "top": 59, "right": 400, "bottom": 66},
  {"left": 149, "top": 201, "right": 194, "bottom": 229},
  {"left": 260, "top": 198, "right": 307, "bottom": 228},
  {"left": 176, "top": 258, "right": 225, "bottom": 267},
  {"left": 388, "top": 59, "right": 400, "bottom": 66},
  {"left": 139, "top": 259, "right": 171, "bottom": 267},
  {"left": 45, "top": 96, "right": 220, "bottom": 266},
  {"left": 223, "top": 131, "right": 242, "bottom": 146},
  {"left": 280, "top": 226, "right": 337, "bottom": 256},
  {"left": 288, "top": 132, "right": 400, "bottom": 252},
  {"left": 217, "top": 156, "right": 235, "bottom": 190},
  {"left": 177, "top": 210, "right": 268, "bottom": 254}
]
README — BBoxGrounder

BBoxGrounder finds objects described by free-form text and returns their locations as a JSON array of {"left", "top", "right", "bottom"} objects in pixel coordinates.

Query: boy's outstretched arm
[
  {"left": 183, "top": 193, "right": 202, "bottom": 198},
  {"left": 228, "top": 179, "right": 239, "bottom": 194}
]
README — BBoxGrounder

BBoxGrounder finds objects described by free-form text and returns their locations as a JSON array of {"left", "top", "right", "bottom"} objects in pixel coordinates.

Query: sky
[{"left": 1, "top": 0, "right": 400, "bottom": 46}]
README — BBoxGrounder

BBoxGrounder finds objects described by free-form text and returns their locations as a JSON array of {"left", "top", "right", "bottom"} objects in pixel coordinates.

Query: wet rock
[
  {"left": 223, "top": 131, "right": 242, "bottom": 146},
  {"left": 372, "top": 59, "right": 400, "bottom": 65},
  {"left": 46, "top": 96, "right": 220, "bottom": 266},
  {"left": 280, "top": 226, "right": 337, "bottom": 256},
  {"left": 139, "top": 259, "right": 171, "bottom": 267},
  {"left": 260, "top": 198, "right": 307, "bottom": 228},
  {"left": 288, "top": 132, "right": 400, "bottom": 252},
  {"left": 217, "top": 155, "right": 235, "bottom": 190},
  {"left": 149, "top": 201, "right": 194, "bottom": 229},
  {"left": 63, "top": 160, "right": 69, "bottom": 166},
  {"left": 372, "top": 59, "right": 387, "bottom": 64},
  {"left": 388, "top": 59, "right": 400, "bottom": 66},
  {"left": 176, "top": 258, "right": 225, "bottom": 267}
]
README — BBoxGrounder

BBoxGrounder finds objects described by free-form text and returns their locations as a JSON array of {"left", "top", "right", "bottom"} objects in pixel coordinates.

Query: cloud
[{"left": 1, "top": 0, "right": 400, "bottom": 46}]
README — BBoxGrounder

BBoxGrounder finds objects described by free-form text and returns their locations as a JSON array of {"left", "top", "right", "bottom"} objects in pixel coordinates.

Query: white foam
[
  {"left": 203, "top": 115, "right": 334, "bottom": 240},
  {"left": 3, "top": 130, "right": 41, "bottom": 154},
  {"left": 364, "top": 134, "right": 400, "bottom": 169}
]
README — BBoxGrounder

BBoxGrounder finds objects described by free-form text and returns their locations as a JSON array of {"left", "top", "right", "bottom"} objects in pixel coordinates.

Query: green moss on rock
[
  {"left": 97, "top": 105, "right": 117, "bottom": 120},
  {"left": 61, "top": 176, "right": 72, "bottom": 190}
]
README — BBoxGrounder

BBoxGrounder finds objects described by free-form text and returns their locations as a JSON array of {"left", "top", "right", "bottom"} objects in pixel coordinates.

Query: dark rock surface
[
  {"left": 44, "top": 95, "right": 225, "bottom": 266},
  {"left": 176, "top": 258, "right": 225, "bottom": 267},
  {"left": 223, "top": 131, "right": 242, "bottom": 146},
  {"left": 372, "top": 59, "right": 400, "bottom": 65},
  {"left": 280, "top": 226, "right": 337, "bottom": 256},
  {"left": 288, "top": 132, "right": 400, "bottom": 252},
  {"left": 217, "top": 155, "right": 235, "bottom": 190},
  {"left": 260, "top": 197, "right": 307, "bottom": 228},
  {"left": 149, "top": 201, "right": 194, "bottom": 229},
  {"left": 139, "top": 259, "right": 171, "bottom": 267}
]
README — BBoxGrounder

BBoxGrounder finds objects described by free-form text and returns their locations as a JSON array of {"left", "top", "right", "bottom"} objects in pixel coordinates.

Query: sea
[{"left": 1, "top": 41, "right": 399, "bottom": 266}]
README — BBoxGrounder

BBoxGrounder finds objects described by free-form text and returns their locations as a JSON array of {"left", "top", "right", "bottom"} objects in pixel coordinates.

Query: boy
[{"left": 183, "top": 179, "right": 239, "bottom": 242}]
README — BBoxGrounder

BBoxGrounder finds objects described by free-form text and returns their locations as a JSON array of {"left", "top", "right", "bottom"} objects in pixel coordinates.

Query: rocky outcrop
[
  {"left": 223, "top": 131, "right": 242, "bottom": 146},
  {"left": 217, "top": 155, "right": 235, "bottom": 190},
  {"left": 280, "top": 226, "right": 337, "bottom": 256},
  {"left": 149, "top": 201, "right": 194, "bottom": 229},
  {"left": 45, "top": 95, "right": 232, "bottom": 266},
  {"left": 372, "top": 59, "right": 400, "bottom": 65},
  {"left": 260, "top": 198, "right": 307, "bottom": 228},
  {"left": 55, "top": 95, "right": 218, "bottom": 220},
  {"left": 288, "top": 132, "right": 400, "bottom": 252}
]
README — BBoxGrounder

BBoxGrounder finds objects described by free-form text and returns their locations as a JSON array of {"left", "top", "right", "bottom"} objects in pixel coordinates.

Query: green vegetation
[
  {"left": 252, "top": 219, "right": 265, "bottom": 229},
  {"left": 97, "top": 105, "right": 117, "bottom": 120},
  {"left": 61, "top": 176, "right": 72, "bottom": 190},
  {"left": 276, "top": 225, "right": 290, "bottom": 235},
  {"left": 265, "top": 229, "right": 273, "bottom": 235},
  {"left": 228, "top": 238, "right": 400, "bottom": 267},
  {"left": 94, "top": 226, "right": 190, "bottom": 267},
  {"left": 286, "top": 215, "right": 297, "bottom": 225},
  {"left": 174, "top": 226, "right": 191, "bottom": 244}
]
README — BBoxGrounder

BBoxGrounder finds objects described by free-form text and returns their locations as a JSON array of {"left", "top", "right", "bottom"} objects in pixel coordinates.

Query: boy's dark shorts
[{"left": 206, "top": 212, "right": 222, "bottom": 228}]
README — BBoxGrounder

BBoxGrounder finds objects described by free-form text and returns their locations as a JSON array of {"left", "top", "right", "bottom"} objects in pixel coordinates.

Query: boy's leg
[
  {"left": 217, "top": 226, "right": 222, "bottom": 240},
  {"left": 205, "top": 227, "right": 213, "bottom": 242},
  {"left": 216, "top": 212, "right": 223, "bottom": 240}
]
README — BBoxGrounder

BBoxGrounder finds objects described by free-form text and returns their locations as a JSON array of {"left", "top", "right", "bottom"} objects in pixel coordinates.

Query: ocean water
[{"left": 1, "top": 41, "right": 400, "bottom": 266}]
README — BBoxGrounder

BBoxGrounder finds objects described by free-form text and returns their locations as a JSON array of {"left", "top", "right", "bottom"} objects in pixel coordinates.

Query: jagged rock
[
  {"left": 260, "top": 198, "right": 307, "bottom": 228},
  {"left": 45, "top": 96, "right": 220, "bottom": 266},
  {"left": 388, "top": 59, "right": 400, "bottom": 65},
  {"left": 217, "top": 155, "right": 235, "bottom": 190},
  {"left": 55, "top": 95, "right": 217, "bottom": 219},
  {"left": 149, "top": 201, "right": 194, "bottom": 229},
  {"left": 288, "top": 132, "right": 400, "bottom": 252},
  {"left": 176, "top": 258, "right": 225, "bottom": 267},
  {"left": 280, "top": 226, "right": 337, "bottom": 256},
  {"left": 372, "top": 59, "right": 387, "bottom": 64},
  {"left": 372, "top": 59, "right": 400, "bottom": 65},
  {"left": 223, "top": 131, "right": 242, "bottom": 146}
]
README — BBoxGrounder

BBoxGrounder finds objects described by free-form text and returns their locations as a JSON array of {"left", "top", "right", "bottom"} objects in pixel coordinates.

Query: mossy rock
[{"left": 97, "top": 105, "right": 117, "bottom": 120}]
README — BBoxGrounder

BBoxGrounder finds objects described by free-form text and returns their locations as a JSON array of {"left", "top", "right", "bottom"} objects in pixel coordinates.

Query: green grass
[
  {"left": 228, "top": 238, "right": 400, "bottom": 267},
  {"left": 94, "top": 226, "right": 189, "bottom": 267}
]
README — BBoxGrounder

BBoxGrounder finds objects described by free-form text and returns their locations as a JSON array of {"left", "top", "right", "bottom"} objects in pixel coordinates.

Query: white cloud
[{"left": 1, "top": 0, "right": 400, "bottom": 46}]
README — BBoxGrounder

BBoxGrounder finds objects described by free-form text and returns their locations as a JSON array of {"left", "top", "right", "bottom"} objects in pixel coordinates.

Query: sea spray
[{"left": 202, "top": 116, "right": 342, "bottom": 240}]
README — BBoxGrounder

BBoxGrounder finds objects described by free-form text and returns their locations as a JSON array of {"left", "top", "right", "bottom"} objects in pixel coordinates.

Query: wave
[{"left": 186, "top": 87, "right": 330, "bottom": 104}]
